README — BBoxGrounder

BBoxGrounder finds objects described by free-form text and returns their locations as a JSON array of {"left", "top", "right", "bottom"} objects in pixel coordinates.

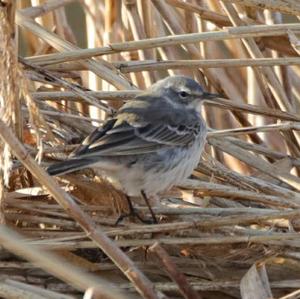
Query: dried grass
[{"left": 0, "top": 0, "right": 300, "bottom": 298}]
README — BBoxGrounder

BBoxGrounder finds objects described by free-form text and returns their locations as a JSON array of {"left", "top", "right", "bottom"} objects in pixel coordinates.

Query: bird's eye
[{"left": 179, "top": 91, "right": 188, "bottom": 98}]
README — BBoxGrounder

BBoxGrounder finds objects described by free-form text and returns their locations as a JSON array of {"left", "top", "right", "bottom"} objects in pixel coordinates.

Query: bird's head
[{"left": 150, "top": 75, "right": 220, "bottom": 112}]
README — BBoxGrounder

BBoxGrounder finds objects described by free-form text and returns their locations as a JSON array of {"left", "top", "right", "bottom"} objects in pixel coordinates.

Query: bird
[{"left": 47, "top": 76, "right": 219, "bottom": 223}]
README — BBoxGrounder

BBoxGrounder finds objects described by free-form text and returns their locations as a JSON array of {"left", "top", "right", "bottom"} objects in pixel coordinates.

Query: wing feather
[{"left": 71, "top": 121, "right": 199, "bottom": 158}]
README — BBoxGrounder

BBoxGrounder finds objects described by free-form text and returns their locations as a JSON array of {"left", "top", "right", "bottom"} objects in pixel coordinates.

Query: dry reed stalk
[
  {"left": 149, "top": 242, "right": 203, "bottom": 299},
  {"left": 0, "top": 3, "right": 18, "bottom": 131},
  {"left": 221, "top": 0, "right": 300, "bottom": 16},
  {"left": 26, "top": 232, "right": 300, "bottom": 249},
  {"left": 279, "top": 289, "right": 300, "bottom": 299},
  {"left": 24, "top": 23, "right": 300, "bottom": 65},
  {"left": 0, "top": 279, "right": 74, "bottom": 299},
  {"left": 182, "top": 180, "right": 299, "bottom": 208},
  {"left": 166, "top": 0, "right": 231, "bottom": 27},
  {"left": 116, "top": 209, "right": 300, "bottom": 234},
  {"left": 19, "top": 0, "right": 76, "bottom": 19},
  {"left": 208, "top": 122, "right": 300, "bottom": 136},
  {"left": 121, "top": 279, "right": 300, "bottom": 293},
  {"left": 288, "top": 30, "right": 300, "bottom": 56},
  {"left": 112, "top": 57, "right": 300, "bottom": 72},
  {"left": 84, "top": 0, "right": 105, "bottom": 123},
  {"left": 30, "top": 89, "right": 300, "bottom": 124},
  {"left": 0, "top": 1, "right": 18, "bottom": 225}
]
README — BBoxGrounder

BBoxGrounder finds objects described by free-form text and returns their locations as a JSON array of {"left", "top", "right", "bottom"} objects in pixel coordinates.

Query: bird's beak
[
  {"left": 202, "top": 92, "right": 223, "bottom": 100},
  {"left": 192, "top": 92, "right": 225, "bottom": 112},
  {"left": 200, "top": 92, "right": 227, "bottom": 105}
]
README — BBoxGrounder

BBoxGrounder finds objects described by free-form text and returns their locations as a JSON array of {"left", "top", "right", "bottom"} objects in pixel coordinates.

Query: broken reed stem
[{"left": 0, "top": 118, "right": 166, "bottom": 299}]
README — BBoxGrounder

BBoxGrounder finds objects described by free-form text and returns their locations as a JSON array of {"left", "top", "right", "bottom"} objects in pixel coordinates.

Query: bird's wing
[
  {"left": 70, "top": 94, "right": 204, "bottom": 158},
  {"left": 72, "top": 117, "right": 200, "bottom": 158}
]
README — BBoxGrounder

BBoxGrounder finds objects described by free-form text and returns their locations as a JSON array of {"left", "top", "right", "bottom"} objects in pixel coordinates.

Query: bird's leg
[
  {"left": 141, "top": 190, "right": 158, "bottom": 224},
  {"left": 115, "top": 195, "right": 152, "bottom": 225}
]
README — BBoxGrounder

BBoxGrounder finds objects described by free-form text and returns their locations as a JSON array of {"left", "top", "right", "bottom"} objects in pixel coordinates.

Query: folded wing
[{"left": 73, "top": 118, "right": 200, "bottom": 157}]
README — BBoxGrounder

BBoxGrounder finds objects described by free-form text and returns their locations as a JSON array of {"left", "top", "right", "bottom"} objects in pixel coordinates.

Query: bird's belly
[{"left": 103, "top": 137, "right": 205, "bottom": 197}]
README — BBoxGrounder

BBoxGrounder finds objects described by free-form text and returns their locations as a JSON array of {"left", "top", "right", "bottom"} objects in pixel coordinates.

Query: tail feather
[{"left": 47, "top": 158, "right": 91, "bottom": 176}]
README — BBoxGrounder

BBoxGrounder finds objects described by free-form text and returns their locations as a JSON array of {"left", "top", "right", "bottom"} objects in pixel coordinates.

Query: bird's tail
[{"left": 47, "top": 158, "right": 92, "bottom": 176}]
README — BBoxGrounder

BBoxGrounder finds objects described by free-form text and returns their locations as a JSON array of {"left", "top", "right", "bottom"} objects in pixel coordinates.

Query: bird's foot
[
  {"left": 141, "top": 190, "right": 158, "bottom": 224},
  {"left": 114, "top": 194, "right": 157, "bottom": 225},
  {"left": 114, "top": 209, "right": 155, "bottom": 226}
]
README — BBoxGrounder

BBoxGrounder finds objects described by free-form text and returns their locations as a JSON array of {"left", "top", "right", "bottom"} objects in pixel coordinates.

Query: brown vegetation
[{"left": 0, "top": 0, "right": 300, "bottom": 298}]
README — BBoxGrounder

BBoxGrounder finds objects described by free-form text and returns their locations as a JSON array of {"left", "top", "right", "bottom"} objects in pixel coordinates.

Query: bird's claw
[{"left": 114, "top": 209, "right": 156, "bottom": 226}]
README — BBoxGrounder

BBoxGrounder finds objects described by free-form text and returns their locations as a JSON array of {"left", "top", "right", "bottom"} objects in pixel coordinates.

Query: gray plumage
[{"left": 47, "top": 76, "right": 217, "bottom": 197}]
